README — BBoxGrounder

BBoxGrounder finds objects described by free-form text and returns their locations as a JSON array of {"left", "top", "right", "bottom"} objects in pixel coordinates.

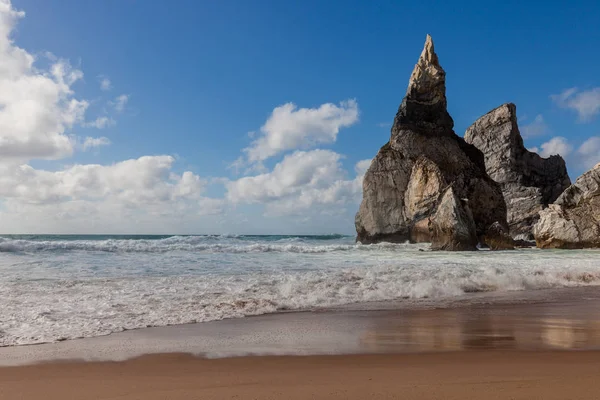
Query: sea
[{"left": 1, "top": 234, "right": 600, "bottom": 347}]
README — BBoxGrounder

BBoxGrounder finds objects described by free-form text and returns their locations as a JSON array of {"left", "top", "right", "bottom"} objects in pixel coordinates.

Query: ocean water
[{"left": 1, "top": 234, "right": 600, "bottom": 347}]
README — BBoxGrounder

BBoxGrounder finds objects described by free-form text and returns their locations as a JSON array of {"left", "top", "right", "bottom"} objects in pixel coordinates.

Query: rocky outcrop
[
  {"left": 355, "top": 35, "right": 510, "bottom": 249},
  {"left": 534, "top": 163, "right": 600, "bottom": 248},
  {"left": 464, "top": 104, "right": 571, "bottom": 239},
  {"left": 429, "top": 186, "right": 478, "bottom": 251},
  {"left": 482, "top": 222, "right": 514, "bottom": 251}
]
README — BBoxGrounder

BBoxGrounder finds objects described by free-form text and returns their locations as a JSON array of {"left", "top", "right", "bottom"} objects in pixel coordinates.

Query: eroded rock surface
[
  {"left": 464, "top": 104, "right": 571, "bottom": 239},
  {"left": 429, "top": 186, "right": 478, "bottom": 251},
  {"left": 355, "top": 35, "right": 509, "bottom": 249},
  {"left": 534, "top": 163, "right": 600, "bottom": 248}
]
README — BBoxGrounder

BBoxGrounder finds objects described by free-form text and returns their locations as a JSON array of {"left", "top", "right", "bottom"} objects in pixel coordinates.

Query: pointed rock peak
[
  {"left": 419, "top": 35, "right": 440, "bottom": 69},
  {"left": 406, "top": 34, "right": 446, "bottom": 104}
]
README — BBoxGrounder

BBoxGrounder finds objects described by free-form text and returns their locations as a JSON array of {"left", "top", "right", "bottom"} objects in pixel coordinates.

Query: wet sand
[
  {"left": 3, "top": 351, "right": 600, "bottom": 400},
  {"left": 4, "top": 286, "right": 600, "bottom": 365},
  {"left": 3, "top": 287, "right": 600, "bottom": 399}
]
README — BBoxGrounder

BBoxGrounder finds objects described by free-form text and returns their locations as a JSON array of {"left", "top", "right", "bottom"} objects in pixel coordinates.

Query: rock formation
[
  {"left": 464, "top": 104, "right": 571, "bottom": 239},
  {"left": 429, "top": 186, "right": 478, "bottom": 251},
  {"left": 355, "top": 35, "right": 510, "bottom": 249},
  {"left": 482, "top": 221, "right": 514, "bottom": 251},
  {"left": 534, "top": 163, "right": 600, "bottom": 248}
]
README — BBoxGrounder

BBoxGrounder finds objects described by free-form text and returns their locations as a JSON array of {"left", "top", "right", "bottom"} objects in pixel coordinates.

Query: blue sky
[{"left": 1, "top": 0, "right": 599, "bottom": 234}]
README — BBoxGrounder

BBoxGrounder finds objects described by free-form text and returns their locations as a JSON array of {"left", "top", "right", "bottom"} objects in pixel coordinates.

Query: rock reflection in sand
[{"left": 360, "top": 305, "right": 600, "bottom": 352}]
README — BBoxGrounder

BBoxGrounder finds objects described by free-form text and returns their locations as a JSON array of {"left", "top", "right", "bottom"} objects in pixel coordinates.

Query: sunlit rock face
[
  {"left": 464, "top": 103, "right": 571, "bottom": 239},
  {"left": 534, "top": 163, "right": 600, "bottom": 249},
  {"left": 355, "top": 35, "right": 509, "bottom": 250}
]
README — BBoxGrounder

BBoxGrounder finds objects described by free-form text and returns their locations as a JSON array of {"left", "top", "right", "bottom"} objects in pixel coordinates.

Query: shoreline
[
  {"left": 4, "top": 287, "right": 600, "bottom": 399},
  {"left": 3, "top": 351, "right": 600, "bottom": 399},
  {"left": 3, "top": 286, "right": 600, "bottom": 366}
]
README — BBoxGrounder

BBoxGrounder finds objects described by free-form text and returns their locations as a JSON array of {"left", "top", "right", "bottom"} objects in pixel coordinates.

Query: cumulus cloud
[
  {"left": 0, "top": 155, "right": 225, "bottom": 232},
  {"left": 243, "top": 100, "right": 359, "bottom": 163},
  {"left": 0, "top": 0, "right": 368, "bottom": 233},
  {"left": 551, "top": 87, "right": 600, "bottom": 122},
  {"left": 81, "top": 136, "right": 111, "bottom": 151},
  {"left": 0, "top": 156, "right": 203, "bottom": 205},
  {"left": 83, "top": 116, "right": 116, "bottom": 129},
  {"left": 354, "top": 159, "right": 372, "bottom": 175},
  {"left": 111, "top": 94, "right": 129, "bottom": 113},
  {"left": 530, "top": 136, "right": 573, "bottom": 158},
  {"left": 226, "top": 150, "right": 367, "bottom": 216},
  {"left": 520, "top": 114, "right": 548, "bottom": 138},
  {"left": 99, "top": 76, "right": 112, "bottom": 91},
  {"left": 0, "top": 1, "right": 229, "bottom": 233},
  {"left": 529, "top": 136, "right": 600, "bottom": 172},
  {"left": 577, "top": 136, "right": 600, "bottom": 170},
  {"left": 0, "top": 2, "right": 88, "bottom": 161}
]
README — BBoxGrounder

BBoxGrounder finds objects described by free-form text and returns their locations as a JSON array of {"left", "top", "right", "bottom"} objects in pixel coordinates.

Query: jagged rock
[
  {"left": 404, "top": 156, "right": 446, "bottom": 221},
  {"left": 429, "top": 186, "right": 478, "bottom": 251},
  {"left": 482, "top": 221, "right": 514, "bottom": 250},
  {"left": 534, "top": 163, "right": 600, "bottom": 248},
  {"left": 464, "top": 104, "right": 571, "bottom": 239},
  {"left": 355, "top": 35, "right": 509, "bottom": 249}
]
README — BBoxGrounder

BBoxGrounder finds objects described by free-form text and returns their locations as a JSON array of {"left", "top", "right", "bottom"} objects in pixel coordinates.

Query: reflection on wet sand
[{"left": 360, "top": 302, "right": 600, "bottom": 352}]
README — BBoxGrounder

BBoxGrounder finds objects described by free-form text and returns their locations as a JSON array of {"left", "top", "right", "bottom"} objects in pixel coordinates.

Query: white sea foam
[
  {"left": 1, "top": 235, "right": 600, "bottom": 346},
  {"left": 0, "top": 235, "right": 394, "bottom": 253}
]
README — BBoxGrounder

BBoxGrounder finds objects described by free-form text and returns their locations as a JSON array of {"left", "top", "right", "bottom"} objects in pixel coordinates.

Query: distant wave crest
[{"left": 0, "top": 235, "right": 398, "bottom": 254}]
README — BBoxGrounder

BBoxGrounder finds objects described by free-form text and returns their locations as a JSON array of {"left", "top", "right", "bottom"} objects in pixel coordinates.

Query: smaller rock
[
  {"left": 534, "top": 163, "right": 600, "bottom": 249},
  {"left": 464, "top": 103, "right": 571, "bottom": 238},
  {"left": 429, "top": 186, "right": 478, "bottom": 251},
  {"left": 482, "top": 221, "right": 514, "bottom": 250},
  {"left": 533, "top": 205, "right": 583, "bottom": 249}
]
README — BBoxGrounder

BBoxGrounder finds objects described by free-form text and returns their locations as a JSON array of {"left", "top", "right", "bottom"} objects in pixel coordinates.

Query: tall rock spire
[
  {"left": 394, "top": 34, "right": 453, "bottom": 132},
  {"left": 406, "top": 34, "right": 446, "bottom": 105},
  {"left": 356, "top": 34, "right": 509, "bottom": 249}
]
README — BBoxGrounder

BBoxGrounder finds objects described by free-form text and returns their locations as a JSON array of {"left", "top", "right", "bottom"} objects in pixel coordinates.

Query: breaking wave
[
  {"left": 0, "top": 235, "right": 406, "bottom": 254},
  {"left": 2, "top": 234, "right": 600, "bottom": 347}
]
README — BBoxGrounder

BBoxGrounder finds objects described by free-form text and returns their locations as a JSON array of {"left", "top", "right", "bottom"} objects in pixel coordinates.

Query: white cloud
[
  {"left": 111, "top": 94, "right": 129, "bottom": 113},
  {"left": 0, "top": 1, "right": 89, "bottom": 161},
  {"left": 354, "top": 158, "right": 371, "bottom": 175},
  {"left": 520, "top": 114, "right": 548, "bottom": 138},
  {"left": 81, "top": 136, "right": 111, "bottom": 151},
  {"left": 0, "top": 156, "right": 203, "bottom": 205},
  {"left": 83, "top": 116, "right": 116, "bottom": 129},
  {"left": 0, "top": 156, "right": 225, "bottom": 232},
  {"left": 551, "top": 87, "right": 600, "bottom": 122},
  {"left": 0, "top": 1, "right": 228, "bottom": 233},
  {"left": 99, "top": 76, "right": 112, "bottom": 91},
  {"left": 532, "top": 136, "right": 573, "bottom": 158},
  {"left": 243, "top": 100, "right": 359, "bottom": 163},
  {"left": 577, "top": 136, "right": 600, "bottom": 170},
  {"left": 530, "top": 136, "right": 600, "bottom": 172},
  {"left": 0, "top": 0, "right": 369, "bottom": 233},
  {"left": 226, "top": 150, "right": 366, "bottom": 216},
  {"left": 197, "top": 197, "right": 225, "bottom": 216}
]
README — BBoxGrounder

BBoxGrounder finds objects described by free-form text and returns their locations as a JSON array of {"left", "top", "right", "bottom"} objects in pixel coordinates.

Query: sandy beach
[
  {"left": 3, "top": 351, "right": 600, "bottom": 400},
  {"left": 3, "top": 287, "right": 600, "bottom": 399}
]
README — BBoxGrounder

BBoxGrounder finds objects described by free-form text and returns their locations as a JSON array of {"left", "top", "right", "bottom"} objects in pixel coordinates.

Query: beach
[
  {"left": 3, "top": 351, "right": 600, "bottom": 400},
  {"left": 3, "top": 236, "right": 600, "bottom": 398},
  {"left": 3, "top": 286, "right": 600, "bottom": 399}
]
